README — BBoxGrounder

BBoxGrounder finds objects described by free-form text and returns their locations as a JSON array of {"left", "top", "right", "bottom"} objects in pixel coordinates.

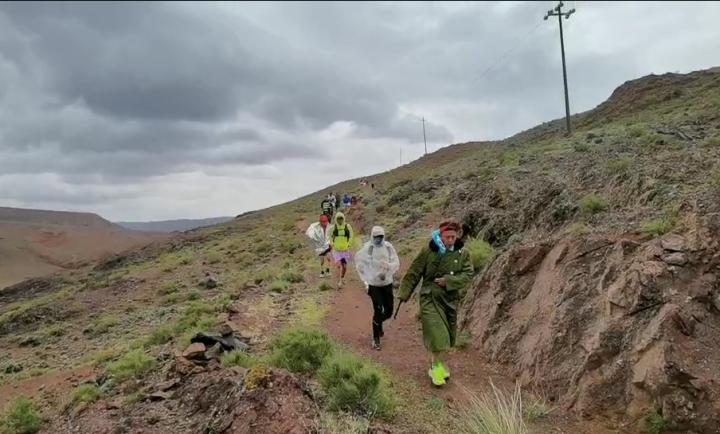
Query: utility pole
[
  {"left": 544, "top": 2, "right": 575, "bottom": 136},
  {"left": 422, "top": 117, "right": 427, "bottom": 155}
]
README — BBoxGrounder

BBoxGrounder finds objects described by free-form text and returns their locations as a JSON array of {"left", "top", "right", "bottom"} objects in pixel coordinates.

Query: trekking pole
[{"left": 393, "top": 300, "right": 405, "bottom": 320}]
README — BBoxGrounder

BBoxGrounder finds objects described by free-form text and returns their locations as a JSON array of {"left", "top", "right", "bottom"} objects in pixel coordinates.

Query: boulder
[{"left": 182, "top": 343, "right": 206, "bottom": 360}]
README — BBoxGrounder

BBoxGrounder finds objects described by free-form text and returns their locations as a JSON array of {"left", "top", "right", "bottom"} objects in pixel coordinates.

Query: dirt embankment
[{"left": 461, "top": 215, "right": 720, "bottom": 432}]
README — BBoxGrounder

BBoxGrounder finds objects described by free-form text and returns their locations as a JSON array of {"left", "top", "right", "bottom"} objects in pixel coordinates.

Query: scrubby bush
[
  {"left": 221, "top": 351, "right": 257, "bottom": 369},
  {"left": 269, "top": 280, "right": 290, "bottom": 293},
  {"left": 84, "top": 315, "right": 120, "bottom": 337},
  {"left": 1, "top": 396, "right": 42, "bottom": 434},
  {"left": 606, "top": 157, "right": 632, "bottom": 175},
  {"left": 458, "top": 381, "right": 527, "bottom": 434},
  {"left": 317, "top": 351, "right": 396, "bottom": 418},
  {"left": 640, "top": 217, "right": 674, "bottom": 238},
  {"left": 465, "top": 238, "right": 495, "bottom": 272},
  {"left": 579, "top": 194, "right": 608, "bottom": 214},
  {"left": 319, "top": 282, "right": 334, "bottom": 292},
  {"left": 69, "top": 384, "right": 102, "bottom": 409},
  {"left": 280, "top": 269, "right": 305, "bottom": 284},
  {"left": 573, "top": 142, "right": 590, "bottom": 152},
  {"left": 644, "top": 408, "right": 670, "bottom": 434},
  {"left": 268, "top": 328, "right": 334, "bottom": 374},
  {"left": 107, "top": 350, "right": 154, "bottom": 381}
]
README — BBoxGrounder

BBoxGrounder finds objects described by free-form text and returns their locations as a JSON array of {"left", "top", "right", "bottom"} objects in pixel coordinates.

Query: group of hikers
[
  {"left": 306, "top": 199, "right": 473, "bottom": 387},
  {"left": 321, "top": 192, "right": 358, "bottom": 220}
]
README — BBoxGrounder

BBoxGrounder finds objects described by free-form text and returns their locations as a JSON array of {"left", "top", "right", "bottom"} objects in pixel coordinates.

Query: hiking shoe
[
  {"left": 337, "top": 279, "right": 344, "bottom": 289},
  {"left": 372, "top": 338, "right": 381, "bottom": 351},
  {"left": 320, "top": 271, "right": 326, "bottom": 278},
  {"left": 428, "top": 362, "right": 446, "bottom": 387},
  {"left": 440, "top": 362, "right": 450, "bottom": 380}
]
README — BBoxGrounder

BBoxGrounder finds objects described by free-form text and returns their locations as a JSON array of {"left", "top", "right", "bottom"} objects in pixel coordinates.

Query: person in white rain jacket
[
  {"left": 306, "top": 214, "right": 332, "bottom": 277},
  {"left": 355, "top": 226, "right": 400, "bottom": 350}
]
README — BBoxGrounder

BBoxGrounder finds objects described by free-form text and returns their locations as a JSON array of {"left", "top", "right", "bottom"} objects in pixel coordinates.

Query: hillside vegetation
[{"left": 1, "top": 67, "right": 720, "bottom": 434}]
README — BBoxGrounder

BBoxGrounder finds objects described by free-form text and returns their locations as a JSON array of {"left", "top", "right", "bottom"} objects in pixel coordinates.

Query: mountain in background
[
  {"left": 0, "top": 206, "right": 121, "bottom": 229},
  {"left": 0, "top": 206, "right": 166, "bottom": 288},
  {"left": 116, "top": 217, "right": 234, "bottom": 233}
]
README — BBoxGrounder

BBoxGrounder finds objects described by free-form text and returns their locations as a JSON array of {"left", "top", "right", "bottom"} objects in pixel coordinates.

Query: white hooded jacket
[{"left": 355, "top": 239, "right": 400, "bottom": 287}]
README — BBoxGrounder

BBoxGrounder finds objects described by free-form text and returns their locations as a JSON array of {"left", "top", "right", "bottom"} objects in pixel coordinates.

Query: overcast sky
[{"left": 0, "top": 1, "right": 718, "bottom": 221}]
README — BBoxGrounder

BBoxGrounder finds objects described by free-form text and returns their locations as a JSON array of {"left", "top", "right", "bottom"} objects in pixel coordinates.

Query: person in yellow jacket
[{"left": 329, "top": 212, "right": 354, "bottom": 288}]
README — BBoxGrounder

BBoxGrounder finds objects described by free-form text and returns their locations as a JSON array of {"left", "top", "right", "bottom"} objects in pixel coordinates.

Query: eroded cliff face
[{"left": 461, "top": 215, "right": 720, "bottom": 432}]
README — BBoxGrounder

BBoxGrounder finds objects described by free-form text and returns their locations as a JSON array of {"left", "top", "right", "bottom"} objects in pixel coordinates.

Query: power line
[{"left": 470, "top": 21, "right": 543, "bottom": 86}]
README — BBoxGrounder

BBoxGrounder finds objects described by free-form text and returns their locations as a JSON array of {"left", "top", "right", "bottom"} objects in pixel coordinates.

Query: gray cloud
[{"left": 0, "top": 1, "right": 718, "bottom": 220}]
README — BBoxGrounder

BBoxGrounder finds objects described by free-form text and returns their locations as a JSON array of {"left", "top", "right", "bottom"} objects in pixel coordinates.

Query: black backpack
[{"left": 332, "top": 224, "right": 351, "bottom": 239}]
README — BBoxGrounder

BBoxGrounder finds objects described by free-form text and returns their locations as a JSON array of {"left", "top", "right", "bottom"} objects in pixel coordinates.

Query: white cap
[{"left": 371, "top": 226, "right": 385, "bottom": 237}]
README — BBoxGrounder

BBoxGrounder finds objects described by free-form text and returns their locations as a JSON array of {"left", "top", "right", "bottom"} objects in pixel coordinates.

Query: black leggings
[{"left": 368, "top": 284, "right": 394, "bottom": 339}]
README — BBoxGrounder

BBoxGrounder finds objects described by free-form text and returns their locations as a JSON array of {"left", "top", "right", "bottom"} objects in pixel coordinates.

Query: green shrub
[
  {"left": 702, "top": 135, "right": 720, "bottom": 148},
  {"left": 1, "top": 396, "right": 42, "bottom": 434},
  {"left": 157, "top": 282, "right": 178, "bottom": 296},
  {"left": 573, "top": 142, "right": 590, "bottom": 152},
  {"left": 268, "top": 328, "right": 334, "bottom": 374},
  {"left": 144, "top": 325, "right": 174, "bottom": 348},
  {"left": 107, "top": 350, "right": 154, "bottom": 381},
  {"left": 627, "top": 125, "right": 646, "bottom": 138},
  {"left": 69, "top": 384, "right": 102, "bottom": 409},
  {"left": 220, "top": 351, "right": 256, "bottom": 369},
  {"left": 465, "top": 238, "right": 495, "bottom": 272},
  {"left": 317, "top": 351, "right": 395, "bottom": 418},
  {"left": 578, "top": 194, "right": 608, "bottom": 214},
  {"left": 206, "top": 251, "right": 222, "bottom": 264},
  {"left": 640, "top": 217, "right": 674, "bottom": 238},
  {"left": 85, "top": 315, "right": 120, "bottom": 337},
  {"left": 319, "top": 282, "right": 334, "bottom": 292},
  {"left": 644, "top": 408, "right": 670, "bottom": 434},
  {"left": 269, "top": 280, "right": 290, "bottom": 293},
  {"left": 280, "top": 269, "right": 304, "bottom": 284},
  {"left": 606, "top": 157, "right": 632, "bottom": 174}
]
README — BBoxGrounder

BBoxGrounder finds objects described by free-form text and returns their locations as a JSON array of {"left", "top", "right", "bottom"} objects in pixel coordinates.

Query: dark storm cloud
[{"left": 1, "top": 1, "right": 718, "bottom": 220}]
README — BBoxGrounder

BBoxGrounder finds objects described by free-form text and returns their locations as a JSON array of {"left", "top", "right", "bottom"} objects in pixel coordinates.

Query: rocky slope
[{"left": 2, "top": 67, "right": 720, "bottom": 433}]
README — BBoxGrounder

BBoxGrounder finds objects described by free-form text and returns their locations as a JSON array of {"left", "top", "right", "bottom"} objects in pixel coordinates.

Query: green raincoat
[{"left": 398, "top": 239, "right": 474, "bottom": 353}]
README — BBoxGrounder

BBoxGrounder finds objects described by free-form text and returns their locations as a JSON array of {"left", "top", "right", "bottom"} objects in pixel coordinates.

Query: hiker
[
  {"left": 398, "top": 219, "right": 474, "bottom": 386},
  {"left": 329, "top": 212, "right": 354, "bottom": 288},
  {"left": 305, "top": 214, "right": 332, "bottom": 278},
  {"left": 342, "top": 193, "right": 352, "bottom": 209},
  {"left": 355, "top": 226, "right": 400, "bottom": 350},
  {"left": 351, "top": 196, "right": 358, "bottom": 207},
  {"left": 321, "top": 195, "right": 335, "bottom": 220}
]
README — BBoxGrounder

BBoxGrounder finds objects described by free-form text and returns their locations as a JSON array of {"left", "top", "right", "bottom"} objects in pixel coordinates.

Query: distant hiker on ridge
[
  {"left": 321, "top": 195, "right": 335, "bottom": 220},
  {"left": 342, "top": 193, "right": 351, "bottom": 209},
  {"left": 398, "top": 219, "right": 474, "bottom": 386},
  {"left": 355, "top": 226, "right": 400, "bottom": 350},
  {"left": 305, "top": 214, "right": 332, "bottom": 278},
  {"left": 329, "top": 211, "right": 353, "bottom": 289}
]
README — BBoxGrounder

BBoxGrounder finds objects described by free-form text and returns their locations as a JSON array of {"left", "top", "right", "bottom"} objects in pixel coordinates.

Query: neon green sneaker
[
  {"left": 440, "top": 362, "right": 450, "bottom": 380},
  {"left": 428, "top": 362, "right": 446, "bottom": 386}
]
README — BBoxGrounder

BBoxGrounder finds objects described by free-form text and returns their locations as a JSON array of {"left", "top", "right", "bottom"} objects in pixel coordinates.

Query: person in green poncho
[{"left": 398, "top": 219, "right": 474, "bottom": 386}]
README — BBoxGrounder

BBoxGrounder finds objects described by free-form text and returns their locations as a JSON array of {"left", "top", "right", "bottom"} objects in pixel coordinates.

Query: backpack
[{"left": 332, "top": 224, "right": 351, "bottom": 239}]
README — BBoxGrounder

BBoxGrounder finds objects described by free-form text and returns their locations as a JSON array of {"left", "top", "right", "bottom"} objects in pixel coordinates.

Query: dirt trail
[{"left": 321, "top": 212, "right": 619, "bottom": 433}]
